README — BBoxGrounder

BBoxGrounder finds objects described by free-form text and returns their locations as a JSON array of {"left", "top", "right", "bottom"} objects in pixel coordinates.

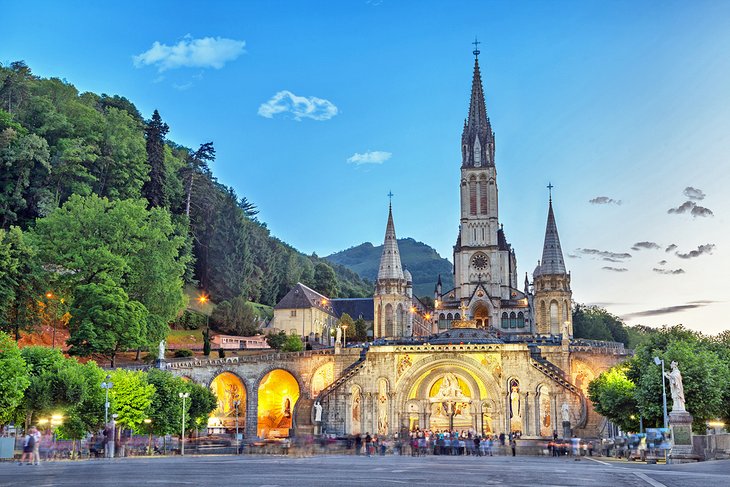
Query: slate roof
[
  {"left": 274, "top": 282, "right": 336, "bottom": 315},
  {"left": 331, "top": 298, "right": 374, "bottom": 321},
  {"left": 535, "top": 199, "right": 567, "bottom": 276}
]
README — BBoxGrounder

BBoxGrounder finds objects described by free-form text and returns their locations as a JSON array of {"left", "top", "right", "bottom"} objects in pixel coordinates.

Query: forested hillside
[
  {"left": 326, "top": 237, "right": 454, "bottom": 298},
  {"left": 0, "top": 61, "right": 370, "bottom": 361}
]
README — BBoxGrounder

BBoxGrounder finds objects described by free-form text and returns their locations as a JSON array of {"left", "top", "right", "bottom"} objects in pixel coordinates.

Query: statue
[
  {"left": 336, "top": 327, "right": 342, "bottom": 346},
  {"left": 664, "top": 361, "right": 686, "bottom": 412},
  {"left": 430, "top": 373, "right": 468, "bottom": 402},
  {"left": 352, "top": 392, "right": 361, "bottom": 422},
  {"left": 562, "top": 321, "right": 570, "bottom": 338},
  {"left": 561, "top": 402, "right": 570, "bottom": 423},
  {"left": 313, "top": 402, "right": 323, "bottom": 422},
  {"left": 158, "top": 340, "right": 166, "bottom": 360}
]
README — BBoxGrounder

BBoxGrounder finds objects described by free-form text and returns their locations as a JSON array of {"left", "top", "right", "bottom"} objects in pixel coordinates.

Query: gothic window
[
  {"left": 517, "top": 312, "right": 525, "bottom": 328},
  {"left": 550, "top": 301, "right": 559, "bottom": 329},
  {"left": 563, "top": 301, "right": 569, "bottom": 322},
  {"left": 385, "top": 304, "right": 394, "bottom": 337},
  {"left": 501, "top": 312, "right": 508, "bottom": 329},
  {"left": 473, "top": 137, "right": 482, "bottom": 166},
  {"left": 540, "top": 301, "right": 547, "bottom": 333},
  {"left": 447, "top": 313, "right": 453, "bottom": 320},
  {"left": 439, "top": 313, "right": 446, "bottom": 320},
  {"left": 479, "top": 180, "right": 488, "bottom": 214},
  {"left": 454, "top": 313, "right": 460, "bottom": 320},
  {"left": 396, "top": 304, "right": 404, "bottom": 337},
  {"left": 509, "top": 311, "right": 517, "bottom": 329},
  {"left": 470, "top": 181, "right": 477, "bottom": 215}
]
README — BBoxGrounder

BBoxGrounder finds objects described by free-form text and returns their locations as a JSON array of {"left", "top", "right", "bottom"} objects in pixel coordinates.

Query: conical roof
[
  {"left": 538, "top": 199, "right": 567, "bottom": 276},
  {"left": 467, "top": 57, "right": 489, "bottom": 130},
  {"left": 377, "top": 204, "right": 405, "bottom": 280},
  {"left": 461, "top": 54, "right": 495, "bottom": 167}
]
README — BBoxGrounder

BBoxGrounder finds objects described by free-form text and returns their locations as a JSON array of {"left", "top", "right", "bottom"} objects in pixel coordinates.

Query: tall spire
[
  {"left": 462, "top": 39, "right": 495, "bottom": 167},
  {"left": 377, "top": 203, "right": 405, "bottom": 280},
  {"left": 538, "top": 195, "right": 567, "bottom": 275}
]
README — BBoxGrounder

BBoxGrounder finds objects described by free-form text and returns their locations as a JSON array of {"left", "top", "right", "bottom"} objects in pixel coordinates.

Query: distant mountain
[{"left": 325, "top": 238, "right": 454, "bottom": 299}]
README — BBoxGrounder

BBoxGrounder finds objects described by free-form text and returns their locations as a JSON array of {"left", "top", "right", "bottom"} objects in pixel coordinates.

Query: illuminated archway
[
  {"left": 311, "top": 363, "right": 334, "bottom": 397},
  {"left": 208, "top": 372, "right": 246, "bottom": 433},
  {"left": 473, "top": 301, "right": 489, "bottom": 328},
  {"left": 257, "top": 369, "right": 300, "bottom": 438}
]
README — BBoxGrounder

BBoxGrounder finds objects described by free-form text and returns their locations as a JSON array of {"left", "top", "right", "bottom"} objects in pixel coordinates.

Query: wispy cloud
[
  {"left": 258, "top": 90, "right": 338, "bottom": 121},
  {"left": 665, "top": 244, "right": 677, "bottom": 253},
  {"left": 684, "top": 186, "right": 706, "bottom": 200},
  {"left": 667, "top": 200, "right": 714, "bottom": 217},
  {"left": 173, "top": 82, "right": 193, "bottom": 91},
  {"left": 576, "top": 248, "right": 632, "bottom": 261},
  {"left": 602, "top": 266, "right": 628, "bottom": 272},
  {"left": 658, "top": 260, "right": 667, "bottom": 265},
  {"left": 652, "top": 268, "right": 685, "bottom": 275},
  {"left": 134, "top": 35, "right": 245, "bottom": 72},
  {"left": 621, "top": 301, "right": 714, "bottom": 320},
  {"left": 347, "top": 151, "right": 392, "bottom": 165},
  {"left": 589, "top": 196, "right": 621, "bottom": 205},
  {"left": 676, "top": 244, "right": 715, "bottom": 259},
  {"left": 631, "top": 241, "right": 661, "bottom": 251}
]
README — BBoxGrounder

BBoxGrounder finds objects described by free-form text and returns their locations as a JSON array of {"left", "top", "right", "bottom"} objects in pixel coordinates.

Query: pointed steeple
[
  {"left": 461, "top": 43, "right": 495, "bottom": 168},
  {"left": 377, "top": 203, "right": 405, "bottom": 280},
  {"left": 538, "top": 196, "right": 567, "bottom": 276}
]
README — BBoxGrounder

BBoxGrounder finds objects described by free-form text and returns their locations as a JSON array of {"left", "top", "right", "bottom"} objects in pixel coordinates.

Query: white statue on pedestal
[
  {"left": 314, "top": 401, "right": 323, "bottom": 422},
  {"left": 336, "top": 327, "right": 342, "bottom": 347},
  {"left": 561, "top": 402, "right": 570, "bottom": 423},
  {"left": 664, "top": 361, "right": 686, "bottom": 412},
  {"left": 158, "top": 340, "right": 166, "bottom": 360}
]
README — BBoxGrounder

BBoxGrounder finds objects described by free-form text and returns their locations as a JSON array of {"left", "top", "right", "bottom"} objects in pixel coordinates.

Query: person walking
[
  {"left": 19, "top": 430, "right": 34, "bottom": 465},
  {"left": 31, "top": 427, "right": 41, "bottom": 465},
  {"left": 510, "top": 437, "right": 516, "bottom": 457},
  {"left": 364, "top": 433, "right": 372, "bottom": 457}
]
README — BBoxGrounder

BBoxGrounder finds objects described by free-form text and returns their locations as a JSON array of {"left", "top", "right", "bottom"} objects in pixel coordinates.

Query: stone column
[
  {"left": 343, "top": 392, "right": 351, "bottom": 435},
  {"left": 505, "top": 392, "right": 511, "bottom": 433},
  {"left": 534, "top": 394, "right": 541, "bottom": 435},
  {"left": 522, "top": 392, "right": 530, "bottom": 436},
  {"left": 245, "top": 386, "right": 258, "bottom": 439}
]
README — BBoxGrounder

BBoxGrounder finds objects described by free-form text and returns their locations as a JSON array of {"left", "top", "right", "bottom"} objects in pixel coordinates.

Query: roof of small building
[
  {"left": 274, "top": 282, "right": 336, "bottom": 315},
  {"left": 331, "top": 298, "right": 374, "bottom": 321}
]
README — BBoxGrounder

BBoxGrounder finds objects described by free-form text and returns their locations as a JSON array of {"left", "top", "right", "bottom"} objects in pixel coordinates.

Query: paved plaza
[{"left": 1, "top": 455, "right": 729, "bottom": 487}]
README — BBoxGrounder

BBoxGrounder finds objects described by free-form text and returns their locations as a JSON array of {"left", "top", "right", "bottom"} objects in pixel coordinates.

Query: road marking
[
  {"left": 584, "top": 457, "right": 611, "bottom": 466},
  {"left": 634, "top": 472, "right": 668, "bottom": 487}
]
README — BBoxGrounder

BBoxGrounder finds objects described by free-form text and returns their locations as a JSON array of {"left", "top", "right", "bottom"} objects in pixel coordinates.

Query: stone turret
[
  {"left": 533, "top": 195, "right": 572, "bottom": 336},
  {"left": 374, "top": 204, "right": 411, "bottom": 338}
]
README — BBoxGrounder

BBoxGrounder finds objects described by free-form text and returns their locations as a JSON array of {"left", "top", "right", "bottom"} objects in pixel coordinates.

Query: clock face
[{"left": 471, "top": 253, "right": 489, "bottom": 271}]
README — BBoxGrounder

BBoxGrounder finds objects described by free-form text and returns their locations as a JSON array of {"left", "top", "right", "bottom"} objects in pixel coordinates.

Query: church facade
[{"left": 167, "top": 49, "right": 629, "bottom": 443}]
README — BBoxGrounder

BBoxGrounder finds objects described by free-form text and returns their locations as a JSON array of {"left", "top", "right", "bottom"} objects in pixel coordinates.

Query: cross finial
[
  {"left": 472, "top": 36, "right": 481, "bottom": 58},
  {"left": 387, "top": 190, "right": 394, "bottom": 208},
  {"left": 547, "top": 182, "right": 554, "bottom": 201}
]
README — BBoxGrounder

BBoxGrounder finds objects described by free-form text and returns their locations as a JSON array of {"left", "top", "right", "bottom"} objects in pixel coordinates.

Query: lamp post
[
  {"left": 101, "top": 375, "right": 113, "bottom": 425},
  {"left": 144, "top": 419, "right": 152, "bottom": 455},
  {"left": 653, "top": 356, "right": 669, "bottom": 464},
  {"left": 233, "top": 400, "right": 240, "bottom": 454},
  {"left": 341, "top": 324, "right": 348, "bottom": 349},
  {"left": 179, "top": 392, "right": 190, "bottom": 455},
  {"left": 45, "top": 292, "right": 57, "bottom": 348}
]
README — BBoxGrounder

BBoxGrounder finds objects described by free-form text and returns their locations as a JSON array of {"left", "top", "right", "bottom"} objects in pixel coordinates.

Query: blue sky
[{"left": 4, "top": 0, "right": 729, "bottom": 333}]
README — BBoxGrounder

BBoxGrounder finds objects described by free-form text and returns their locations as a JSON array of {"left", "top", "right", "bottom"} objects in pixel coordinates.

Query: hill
[{"left": 326, "top": 238, "right": 454, "bottom": 298}]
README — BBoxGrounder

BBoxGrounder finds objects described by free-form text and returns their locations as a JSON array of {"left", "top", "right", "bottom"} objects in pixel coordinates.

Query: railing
[
  {"left": 165, "top": 348, "right": 335, "bottom": 369},
  {"left": 527, "top": 344, "right": 587, "bottom": 429},
  {"left": 316, "top": 347, "right": 369, "bottom": 403}
]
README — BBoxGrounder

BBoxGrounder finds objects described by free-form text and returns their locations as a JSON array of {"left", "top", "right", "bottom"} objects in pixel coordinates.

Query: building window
[
  {"left": 501, "top": 312, "right": 508, "bottom": 329},
  {"left": 470, "top": 182, "right": 477, "bottom": 215},
  {"left": 550, "top": 301, "right": 559, "bottom": 329},
  {"left": 290, "top": 310, "right": 297, "bottom": 317},
  {"left": 479, "top": 180, "right": 488, "bottom": 214},
  {"left": 517, "top": 312, "right": 525, "bottom": 328},
  {"left": 509, "top": 312, "right": 517, "bottom": 329}
]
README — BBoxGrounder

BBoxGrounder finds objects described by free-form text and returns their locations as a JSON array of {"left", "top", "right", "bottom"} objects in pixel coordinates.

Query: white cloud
[
  {"left": 133, "top": 35, "right": 245, "bottom": 72},
  {"left": 347, "top": 151, "right": 392, "bottom": 165},
  {"left": 257, "top": 90, "right": 338, "bottom": 121}
]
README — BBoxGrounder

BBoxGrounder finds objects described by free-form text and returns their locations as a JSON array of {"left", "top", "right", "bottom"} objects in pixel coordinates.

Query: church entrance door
[{"left": 473, "top": 302, "right": 489, "bottom": 328}]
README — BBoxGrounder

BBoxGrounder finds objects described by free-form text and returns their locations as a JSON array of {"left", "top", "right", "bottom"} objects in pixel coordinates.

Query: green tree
[
  {"left": 183, "top": 141, "right": 215, "bottom": 218},
  {"left": 147, "top": 369, "right": 188, "bottom": 436},
  {"left": 109, "top": 369, "right": 155, "bottom": 432},
  {"left": 141, "top": 109, "right": 169, "bottom": 208},
  {"left": 186, "top": 381, "right": 217, "bottom": 433},
  {"left": 587, "top": 365, "right": 639, "bottom": 432},
  {"left": 572, "top": 304, "right": 629, "bottom": 346},
  {"left": 313, "top": 262, "right": 337, "bottom": 298},
  {"left": 67, "top": 283, "right": 148, "bottom": 367},
  {"left": 211, "top": 296, "right": 260, "bottom": 336},
  {"left": 0, "top": 332, "right": 30, "bottom": 426},
  {"left": 0, "top": 130, "right": 50, "bottom": 228},
  {"left": 282, "top": 334, "right": 304, "bottom": 352},
  {"left": 266, "top": 331, "right": 288, "bottom": 350},
  {"left": 352, "top": 317, "right": 369, "bottom": 342}
]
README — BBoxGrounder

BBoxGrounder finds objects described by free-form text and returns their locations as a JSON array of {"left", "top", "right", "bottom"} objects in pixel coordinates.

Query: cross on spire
[
  {"left": 387, "top": 190, "right": 394, "bottom": 208},
  {"left": 547, "top": 182, "right": 554, "bottom": 202},
  {"left": 472, "top": 36, "right": 481, "bottom": 58}
]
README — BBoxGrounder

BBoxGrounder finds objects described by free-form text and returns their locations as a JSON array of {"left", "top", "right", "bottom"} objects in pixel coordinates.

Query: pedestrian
[
  {"left": 365, "top": 433, "right": 372, "bottom": 457},
  {"left": 499, "top": 432, "right": 505, "bottom": 446},
  {"left": 510, "top": 437, "right": 516, "bottom": 457},
  {"left": 19, "top": 430, "right": 34, "bottom": 465},
  {"left": 474, "top": 436, "right": 481, "bottom": 456},
  {"left": 355, "top": 434, "right": 362, "bottom": 455},
  {"left": 31, "top": 427, "right": 41, "bottom": 465}
]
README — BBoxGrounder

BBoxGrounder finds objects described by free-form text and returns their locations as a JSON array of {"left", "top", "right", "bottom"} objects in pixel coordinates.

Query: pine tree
[{"left": 142, "top": 110, "right": 169, "bottom": 208}]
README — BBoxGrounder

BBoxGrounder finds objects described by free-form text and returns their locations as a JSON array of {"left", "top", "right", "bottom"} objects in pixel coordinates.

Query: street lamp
[
  {"left": 45, "top": 292, "right": 57, "bottom": 348},
  {"left": 653, "top": 357, "right": 669, "bottom": 430},
  {"left": 101, "top": 375, "right": 113, "bottom": 425},
  {"left": 144, "top": 419, "right": 153, "bottom": 455},
  {"left": 341, "top": 324, "right": 348, "bottom": 348},
  {"left": 233, "top": 400, "right": 240, "bottom": 454},
  {"left": 179, "top": 392, "right": 190, "bottom": 456}
]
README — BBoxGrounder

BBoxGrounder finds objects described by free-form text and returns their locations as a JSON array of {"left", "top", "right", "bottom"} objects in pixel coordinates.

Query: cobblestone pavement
[{"left": 1, "top": 454, "right": 728, "bottom": 486}]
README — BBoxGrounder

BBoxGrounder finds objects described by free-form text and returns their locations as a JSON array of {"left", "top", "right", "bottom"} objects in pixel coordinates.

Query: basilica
[{"left": 167, "top": 49, "right": 629, "bottom": 443}]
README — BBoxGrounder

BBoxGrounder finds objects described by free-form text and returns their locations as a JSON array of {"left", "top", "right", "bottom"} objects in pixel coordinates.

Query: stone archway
[
  {"left": 208, "top": 372, "right": 246, "bottom": 434},
  {"left": 472, "top": 301, "right": 490, "bottom": 328},
  {"left": 257, "top": 369, "right": 300, "bottom": 438}
]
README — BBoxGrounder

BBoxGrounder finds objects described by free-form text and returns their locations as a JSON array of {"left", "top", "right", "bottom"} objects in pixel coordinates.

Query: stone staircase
[
  {"left": 315, "top": 347, "right": 369, "bottom": 403},
  {"left": 527, "top": 344, "right": 587, "bottom": 429}
]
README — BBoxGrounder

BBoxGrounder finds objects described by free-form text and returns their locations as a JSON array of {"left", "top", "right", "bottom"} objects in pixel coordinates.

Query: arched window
[
  {"left": 469, "top": 180, "right": 477, "bottom": 215},
  {"left": 517, "top": 312, "right": 525, "bottom": 328},
  {"left": 447, "top": 313, "right": 453, "bottom": 320},
  {"left": 385, "top": 304, "right": 394, "bottom": 336},
  {"left": 479, "top": 180, "right": 488, "bottom": 214},
  {"left": 454, "top": 313, "right": 460, "bottom": 320},
  {"left": 439, "top": 313, "right": 446, "bottom": 320},
  {"left": 509, "top": 311, "right": 517, "bottom": 329},
  {"left": 550, "top": 301, "right": 559, "bottom": 329},
  {"left": 501, "top": 312, "right": 509, "bottom": 329},
  {"left": 473, "top": 136, "right": 482, "bottom": 166}
]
